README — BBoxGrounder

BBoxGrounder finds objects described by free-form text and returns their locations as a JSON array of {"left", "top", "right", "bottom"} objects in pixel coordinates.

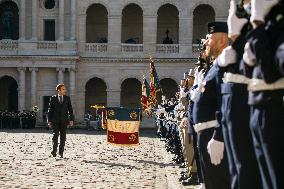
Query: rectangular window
[{"left": 44, "top": 20, "right": 55, "bottom": 41}]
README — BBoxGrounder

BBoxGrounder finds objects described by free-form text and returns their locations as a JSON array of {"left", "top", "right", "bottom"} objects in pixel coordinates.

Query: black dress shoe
[
  {"left": 59, "top": 153, "right": 63, "bottom": 158},
  {"left": 182, "top": 180, "right": 192, "bottom": 186},
  {"left": 51, "top": 151, "right": 56, "bottom": 157},
  {"left": 179, "top": 175, "right": 189, "bottom": 182},
  {"left": 184, "top": 173, "right": 199, "bottom": 186}
]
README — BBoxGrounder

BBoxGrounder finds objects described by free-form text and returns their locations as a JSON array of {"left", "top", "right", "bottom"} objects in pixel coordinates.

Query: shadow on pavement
[
  {"left": 0, "top": 129, "right": 158, "bottom": 138},
  {"left": 82, "top": 159, "right": 141, "bottom": 170},
  {"left": 82, "top": 158, "right": 173, "bottom": 169}
]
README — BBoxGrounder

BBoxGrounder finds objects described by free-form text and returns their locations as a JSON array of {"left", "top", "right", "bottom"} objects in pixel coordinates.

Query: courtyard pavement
[{"left": 0, "top": 129, "right": 199, "bottom": 189}]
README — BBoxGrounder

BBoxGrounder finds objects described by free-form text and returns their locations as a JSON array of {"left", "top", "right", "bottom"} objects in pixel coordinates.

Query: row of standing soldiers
[
  {"left": 156, "top": 0, "right": 284, "bottom": 189},
  {"left": 0, "top": 110, "right": 37, "bottom": 129},
  {"left": 155, "top": 94, "right": 200, "bottom": 187}
]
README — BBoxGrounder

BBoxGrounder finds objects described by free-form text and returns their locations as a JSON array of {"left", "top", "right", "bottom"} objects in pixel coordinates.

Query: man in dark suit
[{"left": 48, "top": 84, "right": 74, "bottom": 158}]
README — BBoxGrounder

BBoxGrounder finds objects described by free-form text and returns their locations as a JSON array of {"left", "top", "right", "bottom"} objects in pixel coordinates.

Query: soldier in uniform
[
  {"left": 0, "top": 111, "right": 5, "bottom": 129},
  {"left": 188, "top": 62, "right": 211, "bottom": 188},
  {"left": 242, "top": 0, "right": 284, "bottom": 188},
  {"left": 0, "top": 111, "right": 2, "bottom": 129},
  {"left": 84, "top": 111, "right": 92, "bottom": 130},
  {"left": 213, "top": 1, "right": 262, "bottom": 188},
  {"left": 7, "top": 112, "right": 12, "bottom": 129},
  {"left": 192, "top": 22, "right": 230, "bottom": 189},
  {"left": 11, "top": 112, "right": 15, "bottom": 129},
  {"left": 20, "top": 111, "right": 26, "bottom": 129},
  {"left": 15, "top": 111, "right": 20, "bottom": 129},
  {"left": 31, "top": 111, "right": 37, "bottom": 128},
  {"left": 178, "top": 72, "right": 199, "bottom": 186}
]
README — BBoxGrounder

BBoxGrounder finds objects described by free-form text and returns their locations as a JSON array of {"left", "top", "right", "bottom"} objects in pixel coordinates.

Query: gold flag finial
[
  {"left": 140, "top": 71, "right": 145, "bottom": 80},
  {"left": 90, "top": 105, "right": 105, "bottom": 109}
]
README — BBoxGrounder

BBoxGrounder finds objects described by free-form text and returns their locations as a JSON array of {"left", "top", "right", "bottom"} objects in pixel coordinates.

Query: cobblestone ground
[{"left": 0, "top": 129, "right": 199, "bottom": 189}]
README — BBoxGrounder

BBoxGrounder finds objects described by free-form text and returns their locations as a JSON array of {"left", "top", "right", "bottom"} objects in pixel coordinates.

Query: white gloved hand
[
  {"left": 179, "top": 86, "right": 185, "bottom": 97},
  {"left": 193, "top": 67, "right": 199, "bottom": 86},
  {"left": 174, "top": 110, "right": 178, "bottom": 118},
  {"left": 155, "top": 108, "right": 167, "bottom": 116},
  {"left": 197, "top": 69, "right": 205, "bottom": 88},
  {"left": 179, "top": 117, "right": 189, "bottom": 129},
  {"left": 180, "top": 86, "right": 189, "bottom": 98},
  {"left": 175, "top": 103, "right": 184, "bottom": 111},
  {"left": 218, "top": 46, "right": 237, "bottom": 67},
  {"left": 207, "top": 139, "right": 224, "bottom": 165},
  {"left": 243, "top": 42, "right": 256, "bottom": 66},
  {"left": 190, "top": 88, "right": 199, "bottom": 102},
  {"left": 188, "top": 68, "right": 193, "bottom": 77},
  {"left": 228, "top": 0, "right": 248, "bottom": 38},
  {"left": 250, "top": 0, "right": 279, "bottom": 23}
]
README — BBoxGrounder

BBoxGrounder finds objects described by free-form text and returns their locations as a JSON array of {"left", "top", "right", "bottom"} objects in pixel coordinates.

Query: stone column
[
  {"left": 77, "top": 13, "right": 86, "bottom": 53},
  {"left": 57, "top": 68, "right": 65, "bottom": 84},
  {"left": 143, "top": 15, "right": 157, "bottom": 54},
  {"left": 76, "top": 91, "right": 85, "bottom": 122},
  {"left": 17, "top": 67, "right": 26, "bottom": 112},
  {"left": 108, "top": 14, "right": 122, "bottom": 55},
  {"left": 59, "top": 0, "right": 65, "bottom": 41},
  {"left": 68, "top": 67, "right": 76, "bottom": 114},
  {"left": 179, "top": 16, "right": 192, "bottom": 57},
  {"left": 31, "top": 0, "right": 38, "bottom": 40},
  {"left": 70, "top": 0, "right": 76, "bottom": 40},
  {"left": 188, "top": 17, "right": 193, "bottom": 45},
  {"left": 78, "top": 13, "right": 86, "bottom": 42},
  {"left": 19, "top": 0, "right": 26, "bottom": 40},
  {"left": 29, "top": 68, "right": 38, "bottom": 109}
]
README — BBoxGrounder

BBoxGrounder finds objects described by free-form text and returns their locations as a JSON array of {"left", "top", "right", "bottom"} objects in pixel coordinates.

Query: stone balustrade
[
  {"left": 37, "top": 41, "right": 58, "bottom": 50},
  {"left": 156, "top": 44, "right": 179, "bottom": 53},
  {"left": 0, "top": 40, "right": 199, "bottom": 58},
  {"left": 192, "top": 44, "right": 200, "bottom": 58},
  {"left": 85, "top": 43, "right": 108, "bottom": 53},
  {"left": 0, "top": 40, "right": 18, "bottom": 50},
  {"left": 121, "top": 43, "right": 143, "bottom": 52}
]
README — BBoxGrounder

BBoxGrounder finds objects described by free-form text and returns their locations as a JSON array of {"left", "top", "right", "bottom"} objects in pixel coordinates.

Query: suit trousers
[{"left": 52, "top": 122, "right": 67, "bottom": 154}]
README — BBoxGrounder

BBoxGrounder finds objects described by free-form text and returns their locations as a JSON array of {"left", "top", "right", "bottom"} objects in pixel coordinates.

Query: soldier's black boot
[{"left": 182, "top": 172, "right": 199, "bottom": 186}]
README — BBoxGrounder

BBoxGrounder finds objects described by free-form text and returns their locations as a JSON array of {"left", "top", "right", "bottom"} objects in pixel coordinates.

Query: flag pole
[{"left": 140, "top": 71, "right": 145, "bottom": 80}]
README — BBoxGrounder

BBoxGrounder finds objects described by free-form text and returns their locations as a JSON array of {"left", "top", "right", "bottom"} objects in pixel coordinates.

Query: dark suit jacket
[{"left": 47, "top": 95, "right": 74, "bottom": 125}]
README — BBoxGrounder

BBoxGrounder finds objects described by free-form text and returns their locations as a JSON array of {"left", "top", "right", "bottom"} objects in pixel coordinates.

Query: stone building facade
[{"left": 0, "top": 0, "right": 229, "bottom": 125}]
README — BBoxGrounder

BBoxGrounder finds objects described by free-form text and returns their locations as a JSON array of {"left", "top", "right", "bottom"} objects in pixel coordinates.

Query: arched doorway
[
  {"left": 121, "top": 4, "right": 143, "bottom": 44},
  {"left": 157, "top": 4, "right": 179, "bottom": 44},
  {"left": 193, "top": 4, "right": 215, "bottom": 43},
  {"left": 86, "top": 4, "right": 108, "bottom": 43},
  {"left": 121, "top": 78, "right": 141, "bottom": 108},
  {"left": 85, "top": 77, "right": 107, "bottom": 115},
  {"left": 0, "top": 1, "right": 19, "bottom": 40},
  {"left": 158, "top": 78, "right": 178, "bottom": 103},
  {"left": 0, "top": 76, "right": 18, "bottom": 112}
]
